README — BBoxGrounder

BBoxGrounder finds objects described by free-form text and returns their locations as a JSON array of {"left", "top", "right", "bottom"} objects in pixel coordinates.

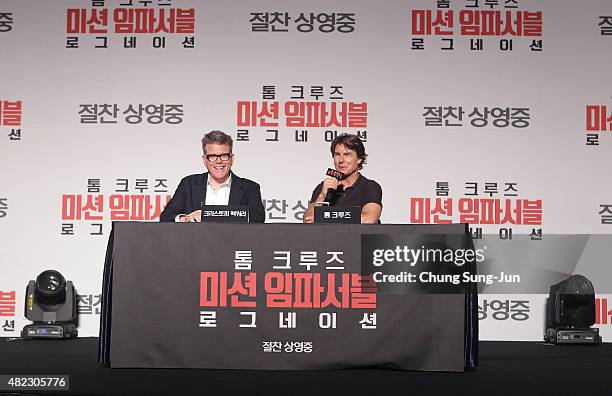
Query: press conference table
[{"left": 99, "top": 222, "right": 477, "bottom": 371}]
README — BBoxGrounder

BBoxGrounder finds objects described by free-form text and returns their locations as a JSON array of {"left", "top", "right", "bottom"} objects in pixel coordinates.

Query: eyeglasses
[{"left": 205, "top": 153, "right": 232, "bottom": 162}]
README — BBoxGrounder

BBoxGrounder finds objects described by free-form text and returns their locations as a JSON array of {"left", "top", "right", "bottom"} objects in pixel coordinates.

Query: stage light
[
  {"left": 21, "top": 270, "right": 78, "bottom": 339},
  {"left": 545, "top": 274, "right": 601, "bottom": 344},
  {"left": 35, "top": 270, "right": 67, "bottom": 305}
]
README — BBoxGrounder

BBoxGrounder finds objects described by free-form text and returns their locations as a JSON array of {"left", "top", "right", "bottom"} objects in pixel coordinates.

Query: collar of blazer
[{"left": 199, "top": 171, "right": 245, "bottom": 205}]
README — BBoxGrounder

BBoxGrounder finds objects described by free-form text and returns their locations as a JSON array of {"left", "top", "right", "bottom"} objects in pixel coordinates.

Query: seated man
[
  {"left": 303, "top": 134, "right": 382, "bottom": 224},
  {"left": 160, "top": 130, "right": 265, "bottom": 223}
]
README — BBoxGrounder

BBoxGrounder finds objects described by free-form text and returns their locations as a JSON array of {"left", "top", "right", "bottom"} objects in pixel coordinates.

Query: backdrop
[{"left": 1, "top": 0, "right": 611, "bottom": 341}]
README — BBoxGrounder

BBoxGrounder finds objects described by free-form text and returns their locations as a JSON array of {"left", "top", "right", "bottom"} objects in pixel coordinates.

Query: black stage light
[
  {"left": 545, "top": 274, "right": 601, "bottom": 344},
  {"left": 21, "top": 270, "right": 78, "bottom": 339}
]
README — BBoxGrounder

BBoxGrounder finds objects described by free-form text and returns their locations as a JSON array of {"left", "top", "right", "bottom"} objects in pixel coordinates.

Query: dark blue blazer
[{"left": 159, "top": 172, "right": 265, "bottom": 223}]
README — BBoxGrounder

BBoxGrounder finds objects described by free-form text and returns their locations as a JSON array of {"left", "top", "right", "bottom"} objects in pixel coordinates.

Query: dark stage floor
[{"left": 0, "top": 338, "right": 609, "bottom": 395}]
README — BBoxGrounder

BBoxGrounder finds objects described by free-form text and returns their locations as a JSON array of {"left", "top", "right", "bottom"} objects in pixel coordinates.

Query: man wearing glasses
[{"left": 160, "top": 130, "right": 265, "bottom": 222}]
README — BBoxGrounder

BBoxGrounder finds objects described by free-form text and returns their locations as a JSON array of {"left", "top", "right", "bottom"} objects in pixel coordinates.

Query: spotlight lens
[
  {"left": 40, "top": 275, "right": 61, "bottom": 292},
  {"left": 34, "top": 270, "right": 67, "bottom": 305},
  {"left": 35, "top": 270, "right": 66, "bottom": 295},
  {"left": 568, "top": 275, "right": 594, "bottom": 295},
  {"left": 572, "top": 280, "right": 589, "bottom": 294}
]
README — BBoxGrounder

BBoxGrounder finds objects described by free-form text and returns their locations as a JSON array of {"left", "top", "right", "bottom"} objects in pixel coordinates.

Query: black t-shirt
[{"left": 310, "top": 174, "right": 383, "bottom": 208}]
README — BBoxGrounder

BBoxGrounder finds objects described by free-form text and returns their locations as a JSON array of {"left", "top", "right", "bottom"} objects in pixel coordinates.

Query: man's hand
[
  {"left": 304, "top": 177, "right": 340, "bottom": 224},
  {"left": 179, "top": 210, "right": 202, "bottom": 222},
  {"left": 303, "top": 211, "right": 314, "bottom": 224},
  {"left": 320, "top": 177, "right": 340, "bottom": 198}
]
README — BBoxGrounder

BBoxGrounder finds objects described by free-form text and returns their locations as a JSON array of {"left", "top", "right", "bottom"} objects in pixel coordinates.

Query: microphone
[{"left": 323, "top": 168, "right": 345, "bottom": 204}]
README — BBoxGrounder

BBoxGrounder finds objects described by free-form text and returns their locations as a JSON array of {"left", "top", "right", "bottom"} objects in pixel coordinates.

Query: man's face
[
  {"left": 333, "top": 143, "right": 361, "bottom": 177},
  {"left": 202, "top": 143, "right": 234, "bottom": 182}
]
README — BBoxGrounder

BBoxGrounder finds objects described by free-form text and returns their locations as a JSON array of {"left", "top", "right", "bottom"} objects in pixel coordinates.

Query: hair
[
  {"left": 201, "top": 130, "right": 233, "bottom": 154},
  {"left": 330, "top": 133, "right": 367, "bottom": 170}
]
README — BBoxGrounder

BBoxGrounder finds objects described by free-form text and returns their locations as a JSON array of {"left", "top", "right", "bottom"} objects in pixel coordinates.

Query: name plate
[
  {"left": 314, "top": 206, "right": 361, "bottom": 224},
  {"left": 200, "top": 205, "right": 249, "bottom": 223}
]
